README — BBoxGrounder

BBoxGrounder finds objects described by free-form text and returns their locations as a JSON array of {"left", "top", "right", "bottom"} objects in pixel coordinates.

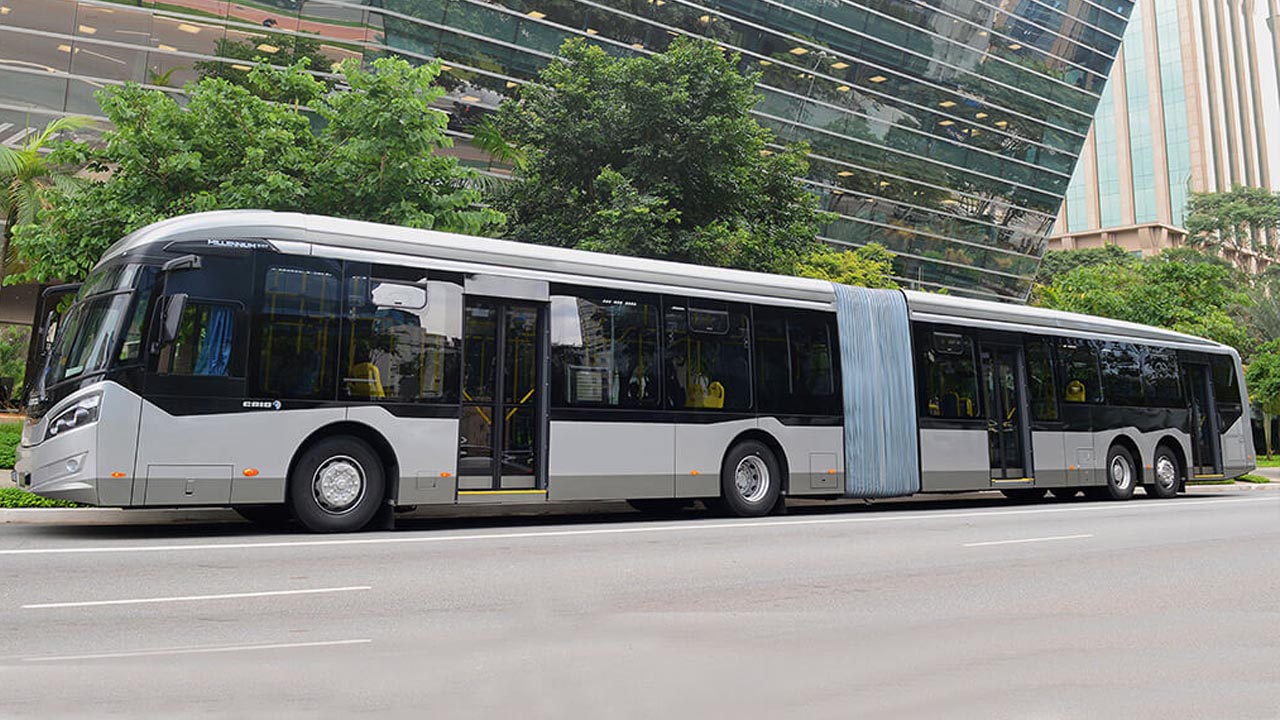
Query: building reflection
[{"left": 0, "top": 0, "right": 1133, "bottom": 299}]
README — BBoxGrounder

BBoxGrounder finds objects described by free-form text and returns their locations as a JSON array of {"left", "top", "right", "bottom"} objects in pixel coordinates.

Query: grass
[
  {"left": 1186, "top": 479, "right": 1235, "bottom": 485},
  {"left": 0, "top": 420, "right": 20, "bottom": 471},
  {"left": 0, "top": 487, "right": 80, "bottom": 508},
  {"left": 1237, "top": 474, "right": 1271, "bottom": 484},
  {"left": 1254, "top": 457, "right": 1280, "bottom": 468}
]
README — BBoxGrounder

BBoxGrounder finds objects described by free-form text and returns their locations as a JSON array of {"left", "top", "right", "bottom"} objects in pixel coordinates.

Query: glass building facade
[{"left": 1, "top": 0, "right": 1134, "bottom": 300}]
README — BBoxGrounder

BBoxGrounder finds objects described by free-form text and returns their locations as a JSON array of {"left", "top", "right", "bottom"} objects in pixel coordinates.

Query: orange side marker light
[
  {"left": 690, "top": 470, "right": 700, "bottom": 476},
  {"left": 827, "top": 469, "right": 837, "bottom": 474},
  {"left": 242, "top": 468, "right": 260, "bottom": 477},
  {"left": 440, "top": 472, "right": 452, "bottom": 478},
  {"left": 110, "top": 472, "right": 127, "bottom": 478}
]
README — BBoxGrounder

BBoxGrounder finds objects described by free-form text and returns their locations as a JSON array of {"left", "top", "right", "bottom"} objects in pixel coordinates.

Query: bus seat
[
  {"left": 349, "top": 361, "right": 385, "bottom": 398},
  {"left": 1065, "top": 380, "right": 1086, "bottom": 403},
  {"left": 704, "top": 381, "right": 725, "bottom": 409}
]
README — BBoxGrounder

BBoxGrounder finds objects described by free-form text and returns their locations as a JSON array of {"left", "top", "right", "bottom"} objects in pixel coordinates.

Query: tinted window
[
  {"left": 343, "top": 274, "right": 462, "bottom": 403},
  {"left": 252, "top": 263, "right": 341, "bottom": 399},
  {"left": 755, "top": 307, "right": 840, "bottom": 416},
  {"left": 1211, "top": 355, "right": 1239, "bottom": 404},
  {"left": 1142, "top": 347, "right": 1182, "bottom": 407},
  {"left": 665, "top": 299, "right": 751, "bottom": 411},
  {"left": 1058, "top": 340, "right": 1101, "bottom": 404},
  {"left": 1026, "top": 338, "right": 1058, "bottom": 420},
  {"left": 117, "top": 269, "right": 157, "bottom": 364},
  {"left": 158, "top": 301, "right": 242, "bottom": 377},
  {"left": 551, "top": 290, "right": 660, "bottom": 407},
  {"left": 918, "top": 330, "right": 980, "bottom": 420},
  {"left": 1101, "top": 342, "right": 1144, "bottom": 406}
]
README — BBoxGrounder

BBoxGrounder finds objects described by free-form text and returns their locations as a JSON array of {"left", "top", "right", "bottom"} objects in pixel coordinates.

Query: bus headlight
[{"left": 45, "top": 394, "right": 103, "bottom": 441}]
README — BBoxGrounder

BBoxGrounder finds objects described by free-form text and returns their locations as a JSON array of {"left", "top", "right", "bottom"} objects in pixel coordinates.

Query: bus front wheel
[
  {"left": 289, "top": 436, "right": 386, "bottom": 533},
  {"left": 715, "top": 440, "right": 781, "bottom": 517}
]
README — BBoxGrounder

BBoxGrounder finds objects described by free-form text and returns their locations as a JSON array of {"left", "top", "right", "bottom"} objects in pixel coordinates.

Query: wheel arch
[
  {"left": 1108, "top": 434, "right": 1144, "bottom": 485},
  {"left": 1154, "top": 435, "right": 1188, "bottom": 488},
  {"left": 725, "top": 429, "right": 790, "bottom": 494},
  {"left": 289, "top": 421, "right": 401, "bottom": 502}
]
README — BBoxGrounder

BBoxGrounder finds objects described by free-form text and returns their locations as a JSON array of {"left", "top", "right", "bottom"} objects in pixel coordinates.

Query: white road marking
[
  {"left": 23, "top": 585, "right": 371, "bottom": 609},
  {"left": 23, "top": 638, "right": 371, "bottom": 663},
  {"left": 0, "top": 495, "right": 1272, "bottom": 557},
  {"left": 963, "top": 533, "right": 1094, "bottom": 548}
]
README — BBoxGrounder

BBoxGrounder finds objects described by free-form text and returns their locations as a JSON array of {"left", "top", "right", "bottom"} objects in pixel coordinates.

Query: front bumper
[{"left": 14, "top": 425, "right": 100, "bottom": 505}]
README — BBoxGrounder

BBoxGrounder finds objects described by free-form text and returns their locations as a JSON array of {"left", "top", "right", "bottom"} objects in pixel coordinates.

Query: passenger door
[
  {"left": 1183, "top": 362, "right": 1223, "bottom": 478},
  {"left": 458, "top": 282, "right": 549, "bottom": 494},
  {"left": 980, "top": 343, "right": 1033, "bottom": 485}
]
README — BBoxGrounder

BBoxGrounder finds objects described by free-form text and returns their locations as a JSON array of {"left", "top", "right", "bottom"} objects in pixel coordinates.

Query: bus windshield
[
  {"left": 41, "top": 294, "right": 133, "bottom": 388},
  {"left": 35, "top": 264, "right": 144, "bottom": 398}
]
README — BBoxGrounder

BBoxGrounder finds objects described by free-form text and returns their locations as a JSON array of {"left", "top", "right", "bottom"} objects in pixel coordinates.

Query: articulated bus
[{"left": 16, "top": 211, "right": 1255, "bottom": 532}]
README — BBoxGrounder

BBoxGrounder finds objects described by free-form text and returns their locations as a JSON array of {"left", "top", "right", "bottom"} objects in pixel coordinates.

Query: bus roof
[{"left": 104, "top": 210, "right": 1231, "bottom": 355}]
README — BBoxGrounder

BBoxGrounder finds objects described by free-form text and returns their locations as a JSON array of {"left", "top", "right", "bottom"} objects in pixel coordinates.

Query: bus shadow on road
[{"left": 7, "top": 490, "right": 1182, "bottom": 542}]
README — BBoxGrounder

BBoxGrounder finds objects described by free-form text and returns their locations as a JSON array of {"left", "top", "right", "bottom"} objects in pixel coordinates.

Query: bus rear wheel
[
  {"left": 715, "top": 440, "right": 781, "bottom": 517},
  {"left": 1148, "top": 446, "right": 1180, "bottom": 499},
  {"left": 289, "top": 436, "right": 386, "bottom": 533},
  {"left": 1101, "top": 444, "right": 1137, "bottom": 501}
]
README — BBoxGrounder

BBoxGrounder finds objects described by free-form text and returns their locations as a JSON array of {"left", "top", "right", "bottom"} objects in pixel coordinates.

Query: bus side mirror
[{"left": 159, "top": 293, "right": 189, "bottom": 346}]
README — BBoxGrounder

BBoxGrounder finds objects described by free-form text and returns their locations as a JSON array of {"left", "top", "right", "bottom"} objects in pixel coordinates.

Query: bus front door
[
  {"left": 458, "top": 298, "right": 546, "bottom": 492},
  {"left": 1184, "top": 362, "right": 1223, "bottom": 478},
  {"left": 981, "top": 344, "right": 1032, "bottom": 485}
]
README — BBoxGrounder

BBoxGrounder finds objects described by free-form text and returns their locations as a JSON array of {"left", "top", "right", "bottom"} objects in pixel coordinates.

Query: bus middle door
[{"left": 980, "top": 343, "right": 1034, "bottom": 487}]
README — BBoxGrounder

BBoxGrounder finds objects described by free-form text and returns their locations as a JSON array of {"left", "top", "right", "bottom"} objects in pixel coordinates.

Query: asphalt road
[{"left": 1, "top": 490, "right": 1277, "bottom": 719}]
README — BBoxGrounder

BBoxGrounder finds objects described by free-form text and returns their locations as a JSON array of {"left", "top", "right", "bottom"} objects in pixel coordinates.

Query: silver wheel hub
[
  {"left": 1110, "top": 455, "right": 1132, "bottom": 491},
  {"left": 735, "top": 455, "right": 770, "bottom": 504},
  {"left": 1155, "top": 456, "right": 1177, "bottom": 488},
  {"left": 313, "top": 456, "right": 365, "bottom": 514}
]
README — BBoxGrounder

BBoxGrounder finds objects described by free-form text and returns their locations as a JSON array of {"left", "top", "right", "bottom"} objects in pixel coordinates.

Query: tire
[
  {"left": 626, "top": 498, "right": 693, "bottom": 516},
  {"left": 1148, "top": 446, "right": 1181, "bottom": 499},
  {"left": 716, "top": 440, "right": 782, "bottom": 517},
  {"left": 1000, "top": 488, "right": 1047, "bottom": 502},
  {"left": 233, "top": 504, "right": 293, "bottom": 529},
  {"left": 1048, "top": 488, "right": 1081, "bottom": 500},
  {"left": 289, "top": 436, "right": 386, "bottom": 533},
  {"left": 1102, "top": 444, "right": 1138, "bottom": 501}
]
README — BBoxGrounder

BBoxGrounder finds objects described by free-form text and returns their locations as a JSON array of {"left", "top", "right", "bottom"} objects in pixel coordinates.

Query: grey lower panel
[
  {"left": 143, "top": 464, "right": 233, "bottom": 505},
  {"left": 549, "top": 474, "right": 674, "bottom": 501},
  {"left": 920, "top": 470, "right": 991, "bottom": 492},
  {"left": 1032, "top": 469, "right": 1069, "bottom": 488},
  {"left": 398, "top": 474, "right": 457, "bottom": 505},
  {"left": 230, "top": 476, "right": 286, "bottom": 504},
  {"left": 1222, "top": 465, "right": 1254, "bottom": 480},
  {"left": 675, "top": 472, "right": 719, "bottom": 498},
  {"left": 790, "top": 472, "right": 844, "bottom": 495},
  {"left": 456, "top": 492, "right": 548, "bottom": 505}
]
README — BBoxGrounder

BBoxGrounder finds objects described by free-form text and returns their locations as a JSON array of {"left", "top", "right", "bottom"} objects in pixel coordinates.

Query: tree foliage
[
  {"left": 0, "top": 116, "right": 92, "bottom": 283},
  {"left": 1034, "top": 244, "right": 1135, "bottom": 286},
  {"left": 1185, "top": 185, "right": 1280, "bottom": 258},
  {"left": 193, "top": 32, "right": 335, "bottom": 102},
  {"left": 795, "top": 243, "right": 898, "bottom": 288},
  {"left": 493, "top": 37, "right": 829, "bottom": 274},
  {"left": 1247, "top": 340, "right": 1280, "bottom": 458},
  {"left": 10, "top": 58, "right": 502, "bottom": 284},
  {"left": 1033, "top": 247, "right": 1251, "bottom": 353}
]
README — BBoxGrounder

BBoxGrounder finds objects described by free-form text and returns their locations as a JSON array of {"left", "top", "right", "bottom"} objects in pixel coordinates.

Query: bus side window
[
  {"left": 917, "top": 330, "right": 978, "bottom": 420},
  {"left": 158, "top": 301, "right": 242, "bottom": 377},
  {"left": 1025, "top": 338, "right": 1058, "bottom": 420},
  {"left": 664, "top": 299, "right": 751, "bottom": 411},
  {"left": 1058, "top": 340, "right": 1101, "bottom": 404}
]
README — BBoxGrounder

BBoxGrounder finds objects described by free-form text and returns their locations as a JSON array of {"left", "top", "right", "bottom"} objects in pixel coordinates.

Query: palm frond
[
  {"left": 0, "top": 145, "right": 21, "bottom": 178},
  {"left": 29, "top": 116, "right": 95, "bottom": 151}
]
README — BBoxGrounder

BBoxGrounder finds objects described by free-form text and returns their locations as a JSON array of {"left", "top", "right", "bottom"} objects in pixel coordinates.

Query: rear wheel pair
[
  {"left": 236, "top": 436, "right": 386, "bottom": 534},
  {"left": 1086, "top": 444, "right": 1180, "bottom": 501}
]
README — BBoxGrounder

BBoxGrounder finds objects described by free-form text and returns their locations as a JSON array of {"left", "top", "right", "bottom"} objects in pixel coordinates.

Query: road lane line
[
  {"left": 963, "top": 533, "right": 1094, "bottom": 548},
  {"left": 22, "top": 638, "right": 372, "bottom": 662},
  {"left": 22, "top": 585, "right": 371, "bottom": 609},
  {"left": 0, "top": 495, "right": 1273, "bottom": 557}
]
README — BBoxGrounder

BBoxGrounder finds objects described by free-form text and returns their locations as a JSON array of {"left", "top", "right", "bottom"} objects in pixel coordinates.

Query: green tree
[
  {"left": 795, "top": 243, "right": 898, "bottom": 288},
  {"left": 1246, "top": 340, "right": 1280, "bottom": 459},
  {"left": 0, "top": 116, "right": 92, "bottom": 284},
  {"left": 1034, "top": 248, "right": 1251, "bottom": 353},
  {"left": 1034, "top": 244, "right": 1135, "bottom": 286},
  {"left": 10, "top": 58, "right": 502, "bottom": 283},
  {"left": 493, "top": 37, "right": 829, "bottom": 274},
  {"left": 1185, "top": 185, "right": 1280, "bottom": 258}
]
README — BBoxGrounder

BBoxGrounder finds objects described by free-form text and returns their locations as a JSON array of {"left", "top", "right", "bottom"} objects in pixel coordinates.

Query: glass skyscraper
[{"left": 1, "top": 0, "right": 1134, "bottom": 299}]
